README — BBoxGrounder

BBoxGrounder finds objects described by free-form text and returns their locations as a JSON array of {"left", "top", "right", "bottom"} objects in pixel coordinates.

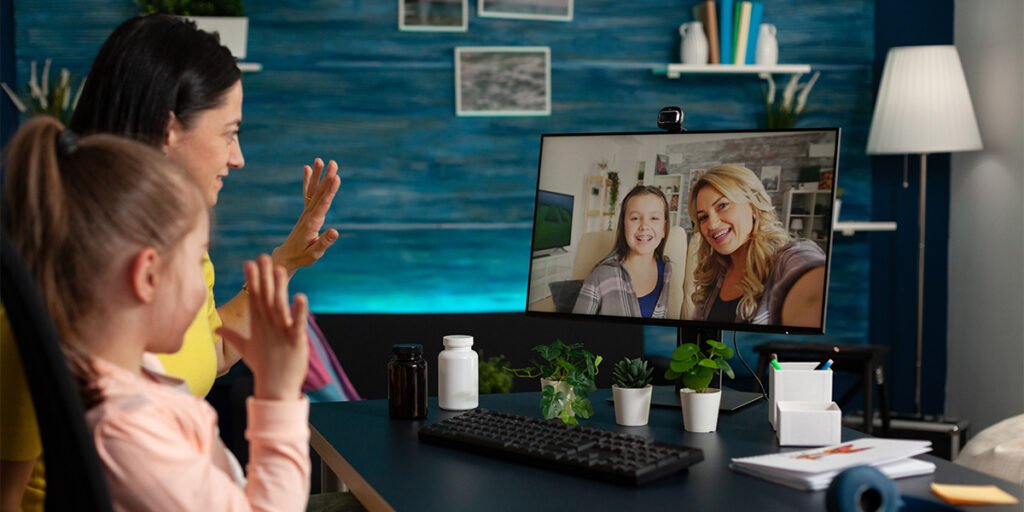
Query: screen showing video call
[{"left": 526, "top": 129, "right": 840, "bottom": 335}]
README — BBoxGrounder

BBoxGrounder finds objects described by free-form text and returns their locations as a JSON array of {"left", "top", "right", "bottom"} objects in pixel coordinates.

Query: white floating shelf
[
  {"left": 238, "top": 62, "right": 263, "bottom": 73},
  {"left": 833, "top": 221, "right": 897, "bottom": 236},
  {"left": 655, "top": 63, "right": 812, "bottom": 79}
]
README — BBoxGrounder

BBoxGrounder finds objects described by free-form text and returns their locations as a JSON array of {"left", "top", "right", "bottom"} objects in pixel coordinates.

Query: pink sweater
[{"left": 86, "top": 356, "right": 310, "bottom": 511}]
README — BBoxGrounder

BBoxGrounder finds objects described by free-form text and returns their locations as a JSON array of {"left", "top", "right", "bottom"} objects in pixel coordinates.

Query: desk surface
[{"left": 310, "top": 390, "right": 1023, "bottom": 512}]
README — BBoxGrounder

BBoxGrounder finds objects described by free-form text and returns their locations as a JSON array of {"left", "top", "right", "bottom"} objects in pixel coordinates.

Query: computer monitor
[{"left": 525, "top": 128, "right": 840, "bottom": 340}]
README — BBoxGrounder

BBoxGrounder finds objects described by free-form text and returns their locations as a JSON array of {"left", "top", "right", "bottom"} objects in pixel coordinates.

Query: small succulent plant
[{"left": 613, "top": 357, "right": 653, "bottom": 389}]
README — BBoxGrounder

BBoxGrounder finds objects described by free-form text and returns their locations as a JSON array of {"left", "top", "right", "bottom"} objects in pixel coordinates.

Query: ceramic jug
[
  {"left": 679, "top": 21, "right": 709, "bottom": 65},
  {"left": 755, "top": 23, "right": 778, "bottom": 65}
]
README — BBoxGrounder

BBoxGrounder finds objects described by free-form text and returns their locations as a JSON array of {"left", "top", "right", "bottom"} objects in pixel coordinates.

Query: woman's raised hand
[
  {"left": 271, "top": 158, "right": 341, "bottom": 276},
  {"left": 216, "top": 255, "right": 309, "bottom": 400}
]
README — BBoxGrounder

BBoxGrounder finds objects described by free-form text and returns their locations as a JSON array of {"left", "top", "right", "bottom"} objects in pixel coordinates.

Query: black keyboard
[{"left": 417, "top": 408, "right": 703, "bottom": 486}]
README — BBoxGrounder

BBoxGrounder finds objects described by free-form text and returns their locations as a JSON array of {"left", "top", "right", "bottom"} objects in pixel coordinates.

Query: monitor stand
[{"left": 655, "top": 326, "right": 763, "bottom": 413}]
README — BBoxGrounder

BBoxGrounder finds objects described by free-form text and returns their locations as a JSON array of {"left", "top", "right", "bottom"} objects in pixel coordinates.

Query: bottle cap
[
  {"left": 442, "top": 335, "right": 473, "bottom": 348},
  {"left": 392, "top": 344, "right": 423, "bottom": 358}
]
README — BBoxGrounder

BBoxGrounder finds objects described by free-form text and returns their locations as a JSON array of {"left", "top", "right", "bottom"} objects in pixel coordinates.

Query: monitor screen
[
  {"left": 525, "top": 129, "right": 840, "bottom": 335},
  {"left": 533, "top": 190, "right": 575, "bottom": 251}
]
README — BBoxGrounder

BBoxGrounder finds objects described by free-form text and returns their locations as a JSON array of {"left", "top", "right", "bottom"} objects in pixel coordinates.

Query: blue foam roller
[{"left": 826, "top": 465, "right": 903, "bottom": 512}]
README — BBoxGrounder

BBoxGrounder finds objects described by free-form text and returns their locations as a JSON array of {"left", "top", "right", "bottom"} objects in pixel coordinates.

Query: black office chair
[{"left": 0, "top": 236, "right": 113, "bottom": 512}]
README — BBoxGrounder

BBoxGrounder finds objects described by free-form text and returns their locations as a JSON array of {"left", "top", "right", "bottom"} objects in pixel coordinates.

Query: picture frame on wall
[
  {"left": 655, "top": 154, "right": 669, "bottom": 175},
  {"left": 478, "top": 0, "right": 573, "bottom": 21},
  {"left": 399, "top": 0, "right": 468, "bottom": 32},
  {"left": 760, "top": 165, "right": 781, "bottom": 192},
  {"left": 455, "top": 47, "right": 551, "bottom": 117}
]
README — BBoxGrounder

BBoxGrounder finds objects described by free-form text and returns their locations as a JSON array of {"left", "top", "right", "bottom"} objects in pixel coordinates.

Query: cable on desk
[{"left": 732, "top": 331, "right": 768, "bottom": 401}]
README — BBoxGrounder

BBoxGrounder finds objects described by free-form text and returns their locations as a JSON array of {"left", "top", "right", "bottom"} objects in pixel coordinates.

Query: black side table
[{"left": 753, "top": 342, "right": 891, "bottom": 435}]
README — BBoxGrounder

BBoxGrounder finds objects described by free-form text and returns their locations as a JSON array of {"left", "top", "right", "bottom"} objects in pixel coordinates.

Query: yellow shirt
[{"left": 0, "top": 254, "right": 221, "bottom": 510}]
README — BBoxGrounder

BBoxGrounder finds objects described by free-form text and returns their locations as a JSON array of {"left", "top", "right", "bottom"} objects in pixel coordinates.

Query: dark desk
[{"left": 310, "top": 390, "right": 1023, "bottom": 511}]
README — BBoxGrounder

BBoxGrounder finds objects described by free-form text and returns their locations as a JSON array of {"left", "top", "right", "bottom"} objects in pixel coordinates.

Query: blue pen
[{"left": 821, "top": 359, "right": 834, "bottom": 371}]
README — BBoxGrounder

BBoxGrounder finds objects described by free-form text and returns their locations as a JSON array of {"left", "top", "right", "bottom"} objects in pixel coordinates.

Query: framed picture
[
  {"left": 399, "top": 0, "right": 468, "bottom": 32},
  {"left": 455, "top": 47, "right": 551, "bottom": 117},
  {"left": 818, "top": 168, "right": 835, "bottom": 190},
  {"left": 760, "top": 165, "right": 781, "bottom": 192},
  {"left": 478, "top": 0, "right": 573, "bottom": 21},
  {"left": 655, "top": 154, "right": 669, "bottom": 175},
  {"left": 669, "top": 193, "right": 680, "bottom": 211}
]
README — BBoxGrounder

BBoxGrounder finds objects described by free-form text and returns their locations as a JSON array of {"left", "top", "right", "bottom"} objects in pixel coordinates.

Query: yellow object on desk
[{"left": 930, "top": 483, "right": 1020, "bottom": 505}]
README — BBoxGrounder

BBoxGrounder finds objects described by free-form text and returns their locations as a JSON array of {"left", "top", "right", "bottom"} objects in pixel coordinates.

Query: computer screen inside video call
[{"left": 527, "top": 129, "right": 839, "bottom": 334}]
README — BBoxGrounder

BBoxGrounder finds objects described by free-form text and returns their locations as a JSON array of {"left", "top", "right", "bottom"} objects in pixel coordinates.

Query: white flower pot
[
  {"left": 185, "top": 16, "right": 249, "bottom": 59},
  {"left": 612, "top": 385, "right": 653, "bottom": 426},
  {"left": 541, "top": 379, "right": 574, "bottom": 417},
  {"left": 679, "top": 387, "right": 722, "bottom": 433}
]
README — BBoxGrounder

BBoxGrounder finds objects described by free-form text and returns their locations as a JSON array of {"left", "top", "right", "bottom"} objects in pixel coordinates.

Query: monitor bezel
[{"left": 524, "top": 127, "right": 841, "bottom": 336}]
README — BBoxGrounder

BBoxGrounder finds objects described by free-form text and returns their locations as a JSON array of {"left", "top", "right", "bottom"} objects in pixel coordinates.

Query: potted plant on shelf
[
  {"left": 664, "top": 340, "right": 735, "bottom": 433},
  {"left": 611, "top": 357, "right": 654, "bottom": 426},
  {"left": 506, "top": 339, "right": 602, "bottom": 424},
  {"left": 137, "top": 0, "right": 249, "bottom": 59}
]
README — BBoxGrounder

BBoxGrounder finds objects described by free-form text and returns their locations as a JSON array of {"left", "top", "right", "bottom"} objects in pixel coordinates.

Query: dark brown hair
[{"left": 612, "top": 185, "right": 671, "bottom": 261}]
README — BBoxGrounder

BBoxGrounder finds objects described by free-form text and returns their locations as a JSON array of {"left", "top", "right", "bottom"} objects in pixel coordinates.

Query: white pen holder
[
  {"left": 777, "top": 401, "right": 842, "bottom": 446},
  {"left": 769, "top": 362, "right": 832, "bottom": 431}
]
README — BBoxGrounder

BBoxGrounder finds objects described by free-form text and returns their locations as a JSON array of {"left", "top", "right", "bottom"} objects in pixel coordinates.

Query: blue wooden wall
[{"left": 13, "top": 0, "right": 880, "bottom": 363}]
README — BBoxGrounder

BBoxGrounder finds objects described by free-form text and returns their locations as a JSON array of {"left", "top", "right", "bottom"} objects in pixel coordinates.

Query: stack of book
[
  {"left": 729, "top": 438, "right": 937, "bottom": 491},
  {"left": 691, "top": 0, "right": 765, "bottom": 65}
]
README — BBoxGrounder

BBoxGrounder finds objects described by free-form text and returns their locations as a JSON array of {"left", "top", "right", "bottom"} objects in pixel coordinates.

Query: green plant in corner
[
  {"left": 478, "top": 351, "right": 514, "bottom": 395},
  {"left": 136, "top": 0, "right": 245, "bottom": 16},
  {"left": 1, "top": 60, "right": 86, "bottom": 125},
  {"left": 664, "top": 340, "right": 735, "bottom": 393},
  {"left": 612, "top": 357, "right": 653, "bottom": 389},
  {"left": 506, "top": 339, "right": 602, "bottom": 424}
]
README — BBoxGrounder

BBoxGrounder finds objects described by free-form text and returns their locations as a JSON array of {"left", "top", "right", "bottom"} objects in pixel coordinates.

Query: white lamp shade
[{"left": 866, "top": 45, "right": 982, "bottom": 155}]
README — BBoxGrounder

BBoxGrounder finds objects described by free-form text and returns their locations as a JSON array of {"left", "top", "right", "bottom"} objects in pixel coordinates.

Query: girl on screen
[
  {"left": 687, "top": 164, "right": 825, "bottom": 327},
  {"left": 574, "top": 186, "right": 673, "bottom": 318},
  {"left": 4, "top": 117, "right": 312, "bottom": 510}
]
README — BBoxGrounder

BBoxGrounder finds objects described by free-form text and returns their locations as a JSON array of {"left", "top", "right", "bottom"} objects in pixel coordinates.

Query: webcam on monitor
[{"left": 657, "top": 106, "right": 685, "bottom": 132}]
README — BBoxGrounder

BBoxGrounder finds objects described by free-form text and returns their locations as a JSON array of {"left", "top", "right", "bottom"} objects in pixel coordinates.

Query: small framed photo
[
  {"left": 399, "top": 0, "right": 468, "bottom": 32},
  {"left": 818, "top": 168, "right": 835, "bottom": 190},
  {"left": 478, "top": 0, "right": 573, "bottom": 21},
  {"left": 455, "top": 47, "right": 551, "bottom": 117},
  {"left": 760, "top": 165, "right": 781, "bottom": 192},
  {"left": 655, "top": 154, "right": 669, "bottom": 175}
]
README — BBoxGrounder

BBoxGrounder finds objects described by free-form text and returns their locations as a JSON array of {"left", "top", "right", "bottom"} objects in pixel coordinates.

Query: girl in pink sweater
[{"left": 4, "top": 116, "right": 312, "bottom": 511}]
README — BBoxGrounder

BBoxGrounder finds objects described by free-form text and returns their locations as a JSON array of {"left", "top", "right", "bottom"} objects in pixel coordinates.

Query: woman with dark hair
[
  {"left": 573, "top": 185, "right": 673, "bottom": 319},
  {"left": 1, "top": 15, "right": 341, "bottom": 509}
]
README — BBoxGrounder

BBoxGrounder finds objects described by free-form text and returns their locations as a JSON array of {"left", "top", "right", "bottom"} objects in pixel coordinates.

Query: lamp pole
[{"left": 914, "top": 153, "right": 927, "bottom": 417}]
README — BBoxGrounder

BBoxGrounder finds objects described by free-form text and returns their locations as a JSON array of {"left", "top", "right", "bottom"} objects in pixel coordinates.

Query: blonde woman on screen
[{"left": 687, "top": 164, "right": 825, "bottom": 327}]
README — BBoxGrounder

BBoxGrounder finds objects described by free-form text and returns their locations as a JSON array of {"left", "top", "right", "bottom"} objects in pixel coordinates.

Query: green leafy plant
[
  {"left": 506, "top": 339, "right": 602, "bottom": 424},
  {"left": 664, "top": 340, "right": 735, "bottom": 393},
  {"left": 136, "top": 0, "right": 245, "bottom": 16},
  {"left": 612, "top": 357, "right": 653, "bottom": 389},
  {"left": 478, "top": 351, "right": 513, "bottom": 395},
  {"left": 1, "top": 60, "right": 86, "bottom": 124}
]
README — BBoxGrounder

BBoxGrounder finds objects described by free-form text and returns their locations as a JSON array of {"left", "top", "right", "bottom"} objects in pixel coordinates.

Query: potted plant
[
  {"left": 1, "top": 59, "right": 86, "bottom": 124},
  {"left": 506, "top": 339, "right": 602, "bottom": 424},
  {"left": 760, "top": 71, "right": 821, "bottom": 129},
  {"left": 478, "top": 351, "right": 513, "bottom": 395},
  {"left": 611, "top": 357, "right": 654, "bottom": 426},
  {"left": 137, "top": 0, "right": 250, "bottom": 59},
  {"left": 664, "top": 340, "right": 735, "bottom": 433}
]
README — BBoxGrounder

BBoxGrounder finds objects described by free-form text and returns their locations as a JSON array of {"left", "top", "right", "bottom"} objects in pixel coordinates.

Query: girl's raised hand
[
  {"left": 271, "top": 158, "right": 341, "bottom": 276},
  {"left": 217, "top": 255, "right": 309, "bottom": 400}
]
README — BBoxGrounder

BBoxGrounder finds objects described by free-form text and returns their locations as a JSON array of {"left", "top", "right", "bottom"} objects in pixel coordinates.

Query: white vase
[
  {"left": 679, "top": 387, "right": 722, "bottom": 433},
  {"left": 185, "top": 16, "right": 249, "bottom": 59},
  {"left": 754, "top": 23, "right": 778, "bottom": 66},
  {"left": 679, "top": 22, "right": 709, "bottom": 65},
  {"left": 541, "top": 379, "right": 574, "bottom": 417},
  {"left": 612, "top": 385, "right": 653, "bottom": 426}
]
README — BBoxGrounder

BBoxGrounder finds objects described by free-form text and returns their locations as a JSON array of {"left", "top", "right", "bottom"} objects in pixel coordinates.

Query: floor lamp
[{"left": 866, "top": 45, "right": 982, "bottom": 416}]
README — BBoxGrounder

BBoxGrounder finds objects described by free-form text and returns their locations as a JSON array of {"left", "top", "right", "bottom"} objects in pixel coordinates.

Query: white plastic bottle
[{"left": 438, "top": 335, "right": 478, "bottom": 411}]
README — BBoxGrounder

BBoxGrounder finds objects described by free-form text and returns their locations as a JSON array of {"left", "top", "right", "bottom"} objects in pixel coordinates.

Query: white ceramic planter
[
  {"left": 540, "top": 379, "right": 574, "bottom": 417},
  {"left": 612, "top": 384, "right": 653, "bottom": 426},
  {"left": 186, "top": 16, "right": 249, "bottom": 59},
  {"left": 680, "top": 387, "right": 722, "bottom": 433}
]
